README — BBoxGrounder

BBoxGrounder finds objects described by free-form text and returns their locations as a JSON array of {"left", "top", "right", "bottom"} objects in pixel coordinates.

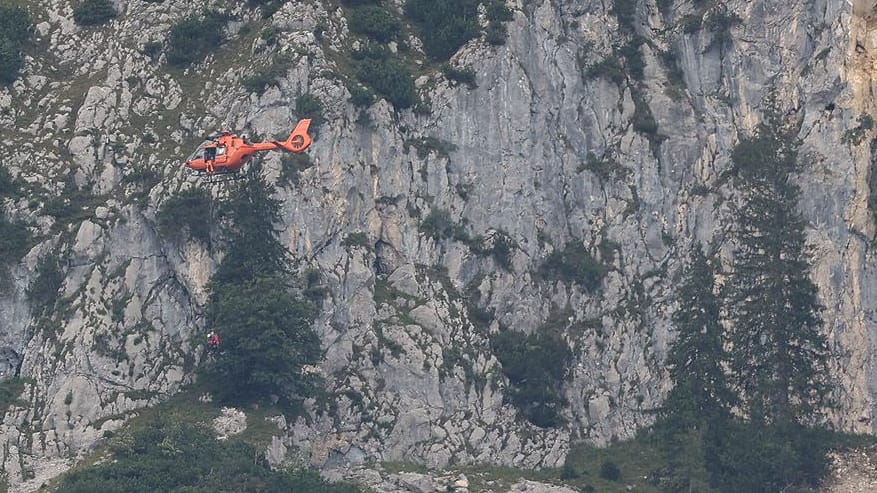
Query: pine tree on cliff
[
  {"left": 655, "top": 246, "right": 730, "bottom": 493},
  {"left": 724, "top": 107, "right": 831, "bottom": 426},
  {"left": 661, "top": 245, "right": 734, "bottom": 429},
  {"left": 211, "top": 165, "right": 289, "bottom": 285},
  {"left": 207, "top": 163, "right": 322, "bottom": 406}
]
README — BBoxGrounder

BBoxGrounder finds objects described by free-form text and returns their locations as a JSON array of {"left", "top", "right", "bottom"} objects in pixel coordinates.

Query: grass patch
[
  {"left": 50, "top": 388, "right": 368, "bottom": 493},
  {"left": 561, "top": 436, "right": 664, "bottom": 492}
]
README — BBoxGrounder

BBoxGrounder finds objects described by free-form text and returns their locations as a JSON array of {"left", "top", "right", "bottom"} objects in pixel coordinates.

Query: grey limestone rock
[{"left": 0, "top": 0, "right": 876, "bottom": 489}]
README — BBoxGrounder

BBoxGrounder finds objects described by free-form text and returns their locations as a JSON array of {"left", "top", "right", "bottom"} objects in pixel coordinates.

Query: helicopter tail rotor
[{"left": 280, "top": 119, "right": 312, "bottom": 153}]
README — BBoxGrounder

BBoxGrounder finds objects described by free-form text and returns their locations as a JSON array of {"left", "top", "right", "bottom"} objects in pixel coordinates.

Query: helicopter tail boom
[{"left": 253, "top": 119, "right": 312, "bottom": 153}]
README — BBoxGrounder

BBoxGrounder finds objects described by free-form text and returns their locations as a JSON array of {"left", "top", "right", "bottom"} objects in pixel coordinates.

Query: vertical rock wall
[{"left": 0, "top": 0, "right": 876, "bottom": 489}]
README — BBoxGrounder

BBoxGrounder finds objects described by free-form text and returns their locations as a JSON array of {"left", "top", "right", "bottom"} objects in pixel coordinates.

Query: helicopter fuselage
[{"left": 184, "top": 118, "right": 312, "bottom": 174}]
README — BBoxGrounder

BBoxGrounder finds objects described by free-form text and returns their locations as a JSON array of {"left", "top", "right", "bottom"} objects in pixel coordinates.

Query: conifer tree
[
  {"left": 724, "top": 109, "right": 830, "bottom": 426},
  {"left": 212, "top": 166, "right": 289, "bottom": 285},
  {"left": 656, "top": 246, "right": 729, "bottom": 493},
  {"left": 206, "top": 164, "right": 322, "bottom": 407},
  {"left": 661, "top": 246, "right": 733, "bottom": 429}
]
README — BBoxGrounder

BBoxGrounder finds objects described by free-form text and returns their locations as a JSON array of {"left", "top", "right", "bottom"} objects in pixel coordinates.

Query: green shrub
[
  {"left": 73, "top": 0, "right": 117, "bottom": 26},
  {"left": 296, "top": 93, "right": 324, "bottom": 128},
  {"left": 486, "top": 0, "right": 513, "bottom": 22},
  {"left": 492, "top": 329, "right": 572, "bottom": 427},
  {"left": 681, "top": 14, "right": 702, "bottom": 33},
  {"left": 585, "top": 55, "right": 625, "bottom": 85},
  {"left": 469, "top": 231, "right": 517, "bottom": 270},
  {"left": 349, "top": 6, "right": 401, "bottom": 43},
  {"left": 0, "top": 167, "right": 17, "bottom": 197},
  {"left": 577, "top": 152, "right": 630, "bottom": 181},
  {"left": 705, "top": 7, "right": 741, "bottom": 50},
  {"left": 404, "top": 0, "right": 480, "bottom": 60},
  {"left": 242, "top": 63, "right": 286, "bottom": 95},
  {"left": 141, "top": 41, "right": 162, "bottom": 58},
  {"left": 419, "top": 209, "right": 463, "bottom": 240},
  {"left": 27, "top": 256, "right": 64, "bottom": 310},
  {"left": 441, "top": 64, "right": 477, "bottom": 89},
  {"left": 356, "top": 56, "right": 417, "bottom": 109},
  {"left": 632, "top": 92, "right": 658, "bottom": 135},
  {"left": 0, "top": 216, "right": 31, "bottom": 262},
  {"left": 0, "top": 378, "right": 24, "bottom": 412},
  {"left": 600, "top": 461, "right": 621, "bottom": 481},
  {"left": 0, "top": 37, "right": 22, "bottom": 85},
  {"left": 540, "top": 242, "right": 608, "bottom": 292},
  {"left": 260, "top": 26, "right": 281, "bottom": 45},
  {"left": 484, "top": 0, "right": 512, "bottom": 45},
  {"left": 56, "top": 408, "right": 367, "bottom": 492},
  {"left": 42, "top": 179, "right": 100, "bottom": 227},
  {"left": 348, "top": 83, "right": 375, "bottom": 107},
  {"left": 612, "top": 0, "right": 636, "bottom": 32},
  {"left": 485, "top": 23, "right": 508, "bottom": 45},
  {"left": 122, "top": 166, "right": 160, "bottom": 188},
  {"left": 0, "top": 6, "right": 32, "bottom": 44},
  {"left": 342, "top": 232, "right": 370, "bottom": 248},
  {"left": 619, "top": 36, "right": 645, "bottom": 81},
  {"left": 706, "top": 421, "right": 837, "bottom": 493},
  {"left": 0, "top": 6, "right": 31, "bottom": 85},
  {"left": 156, "top": 188, "right": 212, "bottom": 245},
  {"left": 404, "top": 136, "right": 457, "bottom": 159},
  {"left": 279, "top": 153, "right": 313, "bottom": 186},
  {"left": 166, "top": 12, "right": 226, "bottom": 67},
  {"left": 844, "top": 113, "right": 874, "bottom": 145}
]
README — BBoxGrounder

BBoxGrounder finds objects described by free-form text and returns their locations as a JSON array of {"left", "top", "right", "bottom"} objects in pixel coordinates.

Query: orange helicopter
[{"left": 184, "top": 118, "right": 313, "bottom": 175}]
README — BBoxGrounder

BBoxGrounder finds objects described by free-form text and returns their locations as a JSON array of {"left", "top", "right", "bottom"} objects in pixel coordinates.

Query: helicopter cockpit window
[
  {"left": 186, "top": 141, "right": 213, "bottom": 162},
  {"left": 216, "top": 145, "right": 227, "bottom": 156}
]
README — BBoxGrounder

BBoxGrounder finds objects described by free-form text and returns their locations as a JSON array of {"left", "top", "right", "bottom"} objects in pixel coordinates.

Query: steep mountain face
[{"left": 0, "top": 0, "right": 873, "bottom": 489}]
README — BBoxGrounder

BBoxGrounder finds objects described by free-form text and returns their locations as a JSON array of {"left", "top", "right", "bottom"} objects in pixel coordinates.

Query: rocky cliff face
[{"left": 0, "top": 0, "right": 874, "bottom": 489}]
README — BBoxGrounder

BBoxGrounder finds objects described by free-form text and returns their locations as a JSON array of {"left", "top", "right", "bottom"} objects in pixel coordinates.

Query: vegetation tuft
[
  {"left": 242, "top": 57, "right": 291, "bottom": 95},
  {"left": 0, "top": 378, "right": 24, "bottom": 413},
  {"left": 73, "top": 0, "right": 117, "bottom": 27},
  {"left": 348, "top": 6, "right": 401, "bottom": 43},
  {"left": 492, "top": 329, "right": 572, "bottom": 428},
  {"left": 404, "top": 0, "right": 479, "bottom": 61},
  {"left": 167, "top": 12, "right": 227, "bottom": 67},
  {"left": 279, "top": 153, "right": 313, "bottom": 186},
  {"left": 355, "top": 54, "right": 417, "bottom": 109},
  {"left": 27, "top": 256, "right": 64, "bottom": 312},
  {"left": 156, "top": 188, "right": 213, "bottom": 245},
  {"left": 0, "top": 5, "right": 32, "bottom": 84},
  {"left": 55, "top": 403, "right": 367, "bottom": 493},
  {"left": 296, "top": 93, "right": 325, "bottom": 129},
  {"left": 539, "top": 242, "right": 608, "bottom": 292},
  {"left": 404, "top": 136, "right": 457, "bottom": 159},
  {"left": 419, "top": 209, "right": 466, "bottom": 241},
  {"left": 441, "top": 64, "right": 477, "bottom": 89}
]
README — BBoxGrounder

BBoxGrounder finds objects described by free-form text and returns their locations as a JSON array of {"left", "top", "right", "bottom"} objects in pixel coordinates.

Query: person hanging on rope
[{"left": 206, "top": 330, "right": 221, "bottom": 350}]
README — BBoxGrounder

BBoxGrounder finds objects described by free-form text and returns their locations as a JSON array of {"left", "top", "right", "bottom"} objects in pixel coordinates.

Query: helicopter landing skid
[{"left": 188, "top": 168, "right": 243, "bottom": 184}]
